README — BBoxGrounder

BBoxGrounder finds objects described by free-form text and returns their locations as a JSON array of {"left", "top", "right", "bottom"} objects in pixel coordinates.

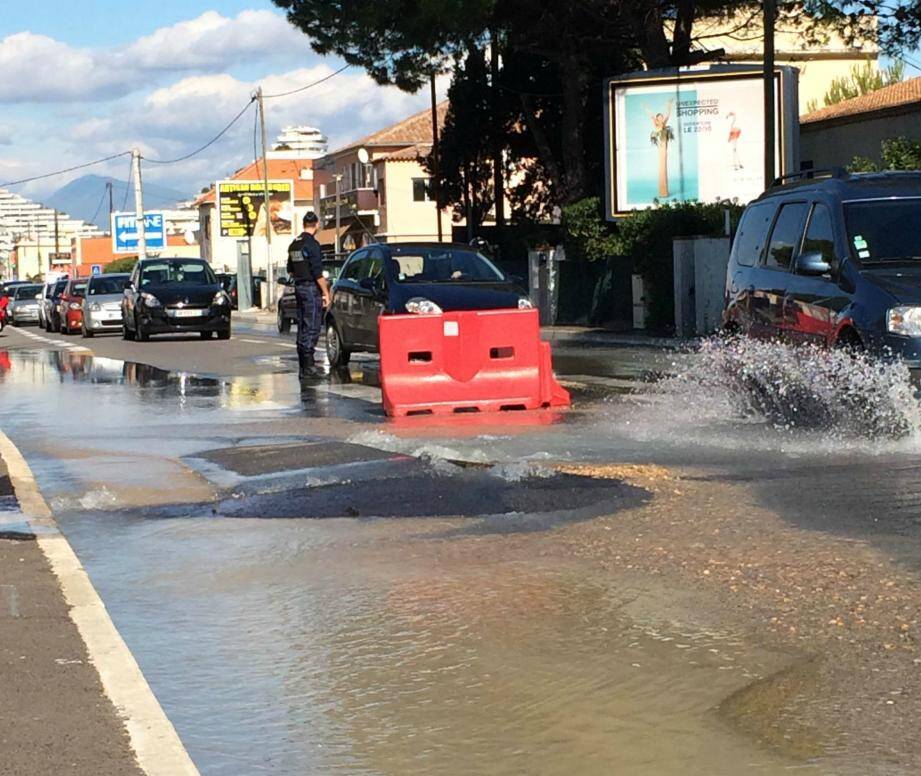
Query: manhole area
[
  {"left": 194, "top": 441, "right": 400, "bottom": 478},
  {"left": 217, "top": 468, "right": 649, "bottom": 519}
]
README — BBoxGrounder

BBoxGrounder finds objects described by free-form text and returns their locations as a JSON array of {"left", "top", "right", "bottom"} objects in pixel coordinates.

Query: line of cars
[{"left": 2, "top": 257, "right": 233, "bottom": 341}]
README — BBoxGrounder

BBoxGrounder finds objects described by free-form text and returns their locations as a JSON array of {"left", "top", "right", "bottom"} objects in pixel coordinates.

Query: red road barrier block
[{"left": 379, "top": 308, "right": 571, "bottom": 417}]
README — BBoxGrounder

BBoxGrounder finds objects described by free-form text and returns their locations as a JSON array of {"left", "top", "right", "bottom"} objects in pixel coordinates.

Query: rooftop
[
  {"left": 800, "top": 76, "right": 921, "bottom": 124},
  {"left": 330, "top": 102, "right": 448, "bottom": 155}
]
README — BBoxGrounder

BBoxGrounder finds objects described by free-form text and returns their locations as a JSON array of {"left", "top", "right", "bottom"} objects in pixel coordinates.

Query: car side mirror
[{"left": 796, "top": 251, "right": 832, "bottom": 276}]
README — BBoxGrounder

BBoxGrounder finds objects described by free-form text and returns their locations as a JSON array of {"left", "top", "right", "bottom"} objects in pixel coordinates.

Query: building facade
[
  {"left": 799, "top": 77, "right": 921, "bottom": 170},
  {"left": 312, "top": 103, "right": 453, "bottom": 253}
]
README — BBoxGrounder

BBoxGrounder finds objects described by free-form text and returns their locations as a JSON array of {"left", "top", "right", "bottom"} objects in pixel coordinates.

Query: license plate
[{"left": 168, "top": 309, "right": 206, "bottom": 318}]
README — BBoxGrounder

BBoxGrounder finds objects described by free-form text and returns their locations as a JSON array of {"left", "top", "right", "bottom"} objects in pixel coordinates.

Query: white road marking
[{"left": 0, "top": 431, "right": 199, "bottom": 776}]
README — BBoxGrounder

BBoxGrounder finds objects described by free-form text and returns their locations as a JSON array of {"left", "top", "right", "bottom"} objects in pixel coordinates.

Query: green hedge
[{"left": 563, "top": 198, "right": 742, "bottom": 331}]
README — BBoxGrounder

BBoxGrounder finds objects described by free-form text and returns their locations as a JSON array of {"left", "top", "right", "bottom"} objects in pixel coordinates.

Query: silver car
[
  {"left": 9, "top": 283, "right": 42, "bottom": 325},
  {"left": 81, "top": 273, "right": 129, "bottom": 337}
]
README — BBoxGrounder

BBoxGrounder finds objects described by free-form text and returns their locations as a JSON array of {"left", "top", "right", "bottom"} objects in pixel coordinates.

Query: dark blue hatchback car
[
  {"left": 724, "top": 171, "right": 921, "bottom": 365},
  {"left": 325, "top": 242, "right": 530, "bottom": 367}
]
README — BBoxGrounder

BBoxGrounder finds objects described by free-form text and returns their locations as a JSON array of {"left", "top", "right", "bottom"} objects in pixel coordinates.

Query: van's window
[
  {"left": 765, "top": 203, "right": 809, "bottom": 270},
  {"left": 732, "top": 202, "right": 776, "bottom": 267},
  {"left": 340, "top": 252, "right": 367, "bottom": 281},
  {"left": 801, "top": 204, "right": 837, "bottom": 269},
  {"left": 844, "top": 199, "right": 921, "bottom": 263}
]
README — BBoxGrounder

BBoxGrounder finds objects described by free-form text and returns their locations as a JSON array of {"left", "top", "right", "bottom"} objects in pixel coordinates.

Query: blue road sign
[
  {"left": 91, "top": 264, "right": 102, "bottom": 276},
  {"left": 112, "top": 211, "right": 166, "bottom": 253}
]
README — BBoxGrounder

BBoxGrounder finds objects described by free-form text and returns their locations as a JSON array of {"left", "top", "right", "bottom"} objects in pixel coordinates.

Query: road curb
[{"left": 0, "top": 430, "right": 199, "bottom": 776}]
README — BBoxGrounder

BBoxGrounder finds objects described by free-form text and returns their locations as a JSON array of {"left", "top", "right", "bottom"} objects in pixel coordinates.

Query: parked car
[
  {"left": 57, "top": 277, "right": 89, "bottom": 334},
  {"left": 277, "top": 260, "right": 345, "bottom": 333},
  {"left": 41, "top": 278, "right": 69, "bottom": 332},
  {"left": 121, "top": 257, "right": 232, "bottom": 341},
  {"left": 216, "top": 272, "right": 265, "bottom": 310},
  {"left": 324, "top": 243, "right": 531, "bottom": 366},
  {"left": 9, "top": 284, "right": 43, "bottom": 326},
  {"left": 82, "top": 273, "right": 129, "bottom": 337},
  {"left": 724, "top": 171, "right": 921, "bottom": 363}
]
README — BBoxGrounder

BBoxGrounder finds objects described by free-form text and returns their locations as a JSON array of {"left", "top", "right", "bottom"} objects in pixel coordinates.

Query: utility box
[
  {"left": 528, "top": 247, "right": 561, "bottom": 326},
  {"left": 631, "top": 274, "right": 646, "bottom": 330},
  {"left": 673, "top": 237, "right": 731, "bottom": 338}
]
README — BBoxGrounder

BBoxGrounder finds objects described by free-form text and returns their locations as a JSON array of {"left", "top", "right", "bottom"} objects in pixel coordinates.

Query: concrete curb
[{"left": 0, "top": 430, "right": 199, "bottom": 776}]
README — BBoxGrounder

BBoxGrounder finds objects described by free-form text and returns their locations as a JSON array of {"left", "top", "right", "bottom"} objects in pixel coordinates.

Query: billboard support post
[
  {"left": 763, "top": 0, "right": 777, "bottom": 189},
  {"left": 256, "top": 86, "right": 273, "bottom": 310}
]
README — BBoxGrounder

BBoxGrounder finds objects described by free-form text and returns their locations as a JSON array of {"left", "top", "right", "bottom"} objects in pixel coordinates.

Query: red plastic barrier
[{"left": 378, "top": 308, "right": 571, "bottom": 417}]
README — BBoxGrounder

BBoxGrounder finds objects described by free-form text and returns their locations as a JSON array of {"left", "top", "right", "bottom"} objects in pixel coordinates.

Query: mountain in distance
[{"left": 44, "top": 174, "right": 190, "bottom": 230}]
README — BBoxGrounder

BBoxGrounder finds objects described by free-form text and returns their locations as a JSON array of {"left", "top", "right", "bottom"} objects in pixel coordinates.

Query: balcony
[{"left": 319, "top": 188, "right": 379, "bottom": 221}]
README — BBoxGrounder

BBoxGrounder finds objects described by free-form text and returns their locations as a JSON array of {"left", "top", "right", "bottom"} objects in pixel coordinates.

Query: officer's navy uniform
[{"left": 286, "top": 231, "right": 324, "bottom": 371}]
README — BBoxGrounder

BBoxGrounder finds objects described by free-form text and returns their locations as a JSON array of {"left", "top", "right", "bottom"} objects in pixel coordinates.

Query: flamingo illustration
[{"left": 727, "top": 112, "right": 743, "bottom": 171}]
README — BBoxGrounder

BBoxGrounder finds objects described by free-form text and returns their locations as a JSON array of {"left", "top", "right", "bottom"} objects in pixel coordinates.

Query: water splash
[{"left": 654, "top": 337, "right": 921, "bottom": 439}]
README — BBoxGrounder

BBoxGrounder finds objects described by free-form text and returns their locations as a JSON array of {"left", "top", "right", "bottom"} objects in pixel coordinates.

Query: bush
[
  {"left": 849, "top": 136, "right": 921, "bottom": 173},
  {"left": 561, "top": 197, "right": 742, "bottom": 331},
  {"left": 104, "top": 257, "right": 137, "bottom": 274}
]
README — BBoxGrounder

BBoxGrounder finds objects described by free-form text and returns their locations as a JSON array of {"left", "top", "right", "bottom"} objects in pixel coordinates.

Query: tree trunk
[
  {"left": 658, "top": 141, "right": 669, "bottom": 198},
  {"left": 490, "top": 32, "right": 505, "bottom": 227},
  {"left": 558, "top": 49, "right": 589, "bottom": 204}
]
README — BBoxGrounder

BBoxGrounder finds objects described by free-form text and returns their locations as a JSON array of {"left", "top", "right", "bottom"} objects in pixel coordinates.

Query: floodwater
[{"left": 5, "top": 339, "right": 921, "bottom": 774}]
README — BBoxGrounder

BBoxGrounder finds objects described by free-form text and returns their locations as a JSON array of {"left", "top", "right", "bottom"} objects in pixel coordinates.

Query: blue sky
[{"left": 0, "top": 1, "right": 444, "bottom": 203}]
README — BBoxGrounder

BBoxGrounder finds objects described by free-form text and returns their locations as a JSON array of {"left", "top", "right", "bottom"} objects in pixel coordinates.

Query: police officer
[{"left": 286, "top": 212, "right": 330, "bottom": 378}]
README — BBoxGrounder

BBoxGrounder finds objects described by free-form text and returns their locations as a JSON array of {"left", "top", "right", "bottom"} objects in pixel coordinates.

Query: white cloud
[{"left": 0, "top": 10, "right": 315, "bottom": 104}]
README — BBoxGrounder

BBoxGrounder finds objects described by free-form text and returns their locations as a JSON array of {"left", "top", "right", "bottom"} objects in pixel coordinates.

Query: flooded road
[{"left": 3, "top": 328, "right": 921, "bottom": 773}]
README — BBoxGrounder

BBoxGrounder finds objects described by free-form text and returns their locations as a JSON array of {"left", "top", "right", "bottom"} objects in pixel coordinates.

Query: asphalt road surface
[{"left": 5, "top": 320, "right": 921, "bottom": 775}]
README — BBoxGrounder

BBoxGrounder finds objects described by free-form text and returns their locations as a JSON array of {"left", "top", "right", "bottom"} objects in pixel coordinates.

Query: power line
[
  {"left": 142, "top": 98, "right": 256, "bottom": 165},
  {"left": 261, "top": 64, "right": 350, "bottom": 99},
  {"left": 0, "top": 150, "right": 131, "bottom": 189}
]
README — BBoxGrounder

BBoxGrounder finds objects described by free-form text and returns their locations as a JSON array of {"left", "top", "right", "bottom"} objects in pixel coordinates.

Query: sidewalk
[
  {"left": 0, "top": 456, "right": 144, "bottom": 776},
  {"left": 234, "top": 307, "right": 694, "bottom": 351}
]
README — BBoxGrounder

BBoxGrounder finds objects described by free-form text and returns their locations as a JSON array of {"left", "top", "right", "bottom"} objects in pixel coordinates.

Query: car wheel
[
  {"left": 82, "top": 323, "right": 94, "bottom": 338},
  {"left": 199, "top": 331, "right": 212, "bottom": 339},
  {"left": 277, "top": 306, "right": 291, "bottom": 334},
  {"left": 326, "top": 322, "right": 351, "bottom": 367},
  {"left": 217, "top": 326, "right": 231, "bottom": 341}
]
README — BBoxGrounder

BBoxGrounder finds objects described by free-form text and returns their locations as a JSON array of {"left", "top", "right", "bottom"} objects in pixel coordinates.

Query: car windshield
[
  {"left": 844, "top": 199, "right": 921, "bottom": 263},
  {"left": 88, "top": 276, "right": 128, "bottom": 295},
  {"left": 140, "top": 261, "right": 216, "bottom": 286},
  {"left": 14, "top": 285, "right": 41, "bottom": 299},
  {"left": 48, "top": 280, "right": 67, "bottom": 297},
  {"left": 389, "top": 248, "right": 505, "bottom": 283}
]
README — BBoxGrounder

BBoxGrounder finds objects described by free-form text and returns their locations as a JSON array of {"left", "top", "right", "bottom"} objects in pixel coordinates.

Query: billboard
[
  {"left": 112, "top": 212, "right": 166, "bottom": 253},
  {"left": 604, "top": 66, "right": 798, "bottom": 219},
  {"left": 217, "top": 180, "right": 295, "bottom": 239}
]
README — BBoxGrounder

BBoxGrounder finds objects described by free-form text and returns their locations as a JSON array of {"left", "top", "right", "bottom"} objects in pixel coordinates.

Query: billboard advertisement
[
  {"left": 217, "top": 180, "right": 295, "bottom": 239},
  {"left": 604, "top": 67, "right": 798, "bottom": 219}
]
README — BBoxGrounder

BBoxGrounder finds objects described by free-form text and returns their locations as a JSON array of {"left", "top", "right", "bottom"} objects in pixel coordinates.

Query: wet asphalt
[{"left": 4, "top": 321, "right": 921, "bottom": 773}]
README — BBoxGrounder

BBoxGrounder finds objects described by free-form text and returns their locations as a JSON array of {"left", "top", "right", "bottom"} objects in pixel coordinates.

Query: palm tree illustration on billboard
[{"left": 647, "top": 99, "right": 675, "bottom": 198}]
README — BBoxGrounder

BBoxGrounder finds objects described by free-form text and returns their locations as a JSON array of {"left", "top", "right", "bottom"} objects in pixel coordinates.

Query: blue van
[{"left": 724, "top": 171, "right": 921, "bottom": 364}]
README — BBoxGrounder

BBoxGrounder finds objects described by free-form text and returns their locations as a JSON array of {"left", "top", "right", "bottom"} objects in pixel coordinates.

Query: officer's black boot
[{"left": 298, "top": 352, "right": 315, "bottom": 379}]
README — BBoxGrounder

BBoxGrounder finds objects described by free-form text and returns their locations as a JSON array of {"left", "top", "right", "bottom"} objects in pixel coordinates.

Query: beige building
[
  {"left": 799, "top": 76, "right": 921, "bottom": 169},
  {"left": 313, "top": 103, "right": 453, "bottom": 252},
  {"left": 692, "top": 12, "right": 878, "bottom": 112}
]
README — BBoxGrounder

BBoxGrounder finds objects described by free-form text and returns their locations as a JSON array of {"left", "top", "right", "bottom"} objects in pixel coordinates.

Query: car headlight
[
  {"left": 212, "top": 290, "right": 231, "bottom": 306},
  {"left": 140, "top": 292, "right": 161, "bottom": 308},
  {"left": 89, "top": 303, "right": 102, "bottom": 312},
  {"left": 888, "top": 307, "right": 921, "bottom": 337},
  {"left": 518, "top": 297, "right": 534, "bottom": 310},
  {"left": 68, "top": 302, "right": 81, "bottom": 310},
  {"left": 405, "top": 297, "right": 443, "bottom": 315}
]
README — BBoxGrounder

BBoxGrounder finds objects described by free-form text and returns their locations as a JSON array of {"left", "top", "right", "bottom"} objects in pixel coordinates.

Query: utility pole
[
  {"left": 334, "top": 173, "right": 343, "bottom": 256},
  {"left": 490, "top": 32, "right": 505, "bottom": 229},
  {"left": 107, "top": 181, "right": 114, "bottom": 224},
  {"left": 132, "top": 149, "right": 147, "bottom": 261},
  {"left": 763, "top": 0, "right": 777, "bottom": 189},
  {"left": 256, "top": 86, "right": 273, "bottom": 310},
  {"left": 430, "top": 71, "right": 443, "bottom": 243},
  {"left": 53, "top": 209, "right": 59, "bottom": 256}
]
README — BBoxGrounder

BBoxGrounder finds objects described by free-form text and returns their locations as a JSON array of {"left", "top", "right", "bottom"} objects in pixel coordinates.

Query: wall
[
  {"left": 800, "top": 107, "right": 921, "bottom": 169},
  {"left": 378, "top": 160, "right": 447, "bottom": 242}
]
